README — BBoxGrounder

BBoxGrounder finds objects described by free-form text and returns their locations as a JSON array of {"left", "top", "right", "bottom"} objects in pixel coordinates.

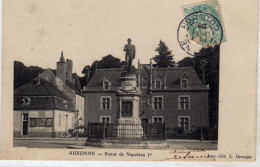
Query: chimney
[
  {"left": 66, "top": 59, "right": 73, "bottom": 82},
  {"left": 56, "top": 51, "right": 66, "bottom": 83},
  {"left": 149, "top": 59, "right": 153, "bottom": 91},
  {"left": 84, "top": 66, "right": 91, "bottom": 84}
]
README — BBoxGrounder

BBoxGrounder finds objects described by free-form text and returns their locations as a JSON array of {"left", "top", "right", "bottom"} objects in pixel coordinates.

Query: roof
[
  {"left": 14, "top": 77, "right": 71, "bottom": 101},
  {"left": 14, "top": 96, "right": 75, "bottom": 111},
  {"left": 86, "top": 68, "right": 124, "bottom": 88},
  {"left": 151, "top": 67, "right": 202, "bottom": 86},
  {"left": 66, "top": 80, "right": 82, "bottom": 95},
  {"left": 84, "top": 66, "right": 205, "bottom": 91}
]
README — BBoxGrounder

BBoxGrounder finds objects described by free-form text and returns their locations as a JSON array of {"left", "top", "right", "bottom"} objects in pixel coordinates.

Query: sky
[{"left": 5, "top": 0, "right": 192, "bottom": 76}]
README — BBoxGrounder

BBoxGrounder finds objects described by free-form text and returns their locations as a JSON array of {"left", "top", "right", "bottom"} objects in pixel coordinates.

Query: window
[
  {"left": 21, "top": 97, "right": 31, "bottom": 105},
  {"left": 153, "top": 96, "right": 163, "bottom": 110},
  {"left": 155, "top": 80, "right": 161, "bottom": 89},
  {"left": 100, "top": 96, "right": 111, "bottom": 110},
  {"left": 103, "top": 76, "right": 111, "bottom": 89},
  {"left": 152, "top": 116, "right": 164, "bottom": 123},
  {"left": 181, "top": 74, "right": 188, "bottom": 88},
  {"left": 181, "top": 79, "right": 187, "bottom": 88},
  {"left": 23, "top": 114, "right": 28, "bottom": 121},
  {"left": 36, "top": 118, "right": 47, "bottom": 127},
  {"left": 30, "top": 118, "right": 53, "bottom": 127},
  {"left": 46, "top": 118, "right": 53, "bottom": 127},
  {"left": 100, "top": 116, "right": 111, "bottom": 123},
  {"left": 142, "top": 77, "right": 148, "bottom": 82},
  {"left": 103, "top": 81, "right": 109, "bottom": 89},
  {"left": 178, "top": 96, "right": 190, "bottom": 110},
  {"left": 178, "top": 116, "right": 190, "bottom": 130},
  {"left": 30, "top": 118, "right": 36, "bottom": 127}
]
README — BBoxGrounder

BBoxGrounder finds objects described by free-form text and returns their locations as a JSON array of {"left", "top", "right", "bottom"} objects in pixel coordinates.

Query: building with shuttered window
[{"left": 83, "top": 61, "right": 209, "bottom": 135}]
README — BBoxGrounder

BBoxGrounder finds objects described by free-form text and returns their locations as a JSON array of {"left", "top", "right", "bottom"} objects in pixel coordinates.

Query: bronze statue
[{"left": 124, "top": 38, "right": 136, "bottom": 73}]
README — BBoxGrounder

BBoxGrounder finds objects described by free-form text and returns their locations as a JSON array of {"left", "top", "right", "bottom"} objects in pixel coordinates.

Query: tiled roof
[{"left": 14, "top": 78, "right": 71, "bottom": 101}]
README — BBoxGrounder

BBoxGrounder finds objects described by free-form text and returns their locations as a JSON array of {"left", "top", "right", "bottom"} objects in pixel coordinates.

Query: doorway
[
  {"left": 141, "top": 118, "right": 148, "bottom": 128},
  {"left": 22, "top": 113, "right": 28, "bottom": 135}
]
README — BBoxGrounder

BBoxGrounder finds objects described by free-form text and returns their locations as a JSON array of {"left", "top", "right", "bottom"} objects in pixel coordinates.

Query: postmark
[
  {"left": 183, "top": 0, "right": 226, "bottom": 41},
  {"left": 177, "top": 11, "right": 223, "bottom": 56}
]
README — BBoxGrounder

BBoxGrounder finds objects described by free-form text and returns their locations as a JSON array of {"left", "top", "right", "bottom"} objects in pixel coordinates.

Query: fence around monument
[{"left": 88, "top": 122, "right": 166, "bottom": 140}]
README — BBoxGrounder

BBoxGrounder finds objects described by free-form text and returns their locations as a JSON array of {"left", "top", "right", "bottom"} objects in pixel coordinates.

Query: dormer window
[
  {"left": 103, "top": 75, "right": 111, "bottom": 90},
  {"left": 21, "top": 97, "right": 31, "bottom": 105},
  {"left": 104, "top": 81, "right": 109, "bottom": 89},
  {"left": 63, "top": 100, "right": 69, "bottom": 108},
  {"left": 181, "top": 73, "right": 188, "bottom": 88},
  {"left": 155, "top": 79, "right": 161, "bottom": 89}
]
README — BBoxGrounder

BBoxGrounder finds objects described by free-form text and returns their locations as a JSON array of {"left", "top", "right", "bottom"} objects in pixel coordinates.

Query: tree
[
  {"left": 90, "top": 55, "right": 122, "bottom": 71},
  {"left": 194, "top": 45, "right": 220, "bottom": 131},
  {"left": 178, "top": 57, "right": 194, "bottom": 67},
  {"left": 14, "top": 61, "right": 44, "bottom": 89},
  {"left": 80, "top": 55, "right": 125, "bottom": 87},
  {"left": 177, "top": 45, "right": 220, "bottom": 133},
  {"left": 153, "top": 40, "right": 174, "bottom": 67}
]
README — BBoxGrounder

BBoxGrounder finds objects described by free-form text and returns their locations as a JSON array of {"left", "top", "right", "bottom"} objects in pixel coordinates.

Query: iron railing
[{"left": 88, "top": 122, "right": 166, "bottom": 140}]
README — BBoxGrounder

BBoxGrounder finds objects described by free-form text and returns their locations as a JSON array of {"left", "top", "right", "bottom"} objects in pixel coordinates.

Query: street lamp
[
  {"left": 75, "top": 109, "right": 82, "bottom": 140},
  {"left": 199, "top": 109, "right": 204, "bottom": 142}
]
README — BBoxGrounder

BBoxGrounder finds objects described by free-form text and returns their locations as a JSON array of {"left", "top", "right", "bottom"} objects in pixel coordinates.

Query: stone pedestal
[{"left": 116, "top": 73, "right": 143, "bottom": 139}]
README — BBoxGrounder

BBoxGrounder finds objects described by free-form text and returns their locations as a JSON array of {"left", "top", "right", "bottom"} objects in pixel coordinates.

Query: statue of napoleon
[{"left": 124, "top": 38, "right": 136, "bottom": 73}]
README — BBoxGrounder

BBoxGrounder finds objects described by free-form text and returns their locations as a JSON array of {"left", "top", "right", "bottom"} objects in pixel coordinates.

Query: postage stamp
[
  {"left": 182, "top": 0, "right": 226, "bottom": 42},
  {"left": 177, "top": 11, "right": 223, "bottom": 56}
]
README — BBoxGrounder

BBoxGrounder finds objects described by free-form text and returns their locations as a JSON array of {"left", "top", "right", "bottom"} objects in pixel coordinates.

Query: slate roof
[
  {"left": 84, "top": 66, "right": 206, "bottom": 91},
  {"left": 14, "top": 78, "right": 71, "bottom": 101},
  {"left": 66, "top": 80, "right": 82, "bottom": 95},
  {"left": 151, "top": 67, "right": 202, "bottom": 86},
  {"left": 14, "top": 78, "right": 75, "bottom": 111},
  {"left": 14, "top": 96, "right": 75, "bottom": 111},
  {"left": 86, "top": 68, "right": 124, "bottom": 88}
]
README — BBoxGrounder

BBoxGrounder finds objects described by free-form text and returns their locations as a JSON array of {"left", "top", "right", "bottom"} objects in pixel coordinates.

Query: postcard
[{"left": 0, "top": 0, "right": 258, "bottom": 162}]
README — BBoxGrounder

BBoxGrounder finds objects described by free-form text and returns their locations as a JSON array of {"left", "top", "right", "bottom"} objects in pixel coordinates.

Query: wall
[
  {"left": 84, "top": 92, "right": 118, "bottom": 124},
  {"left": 76, "top": 94, "right": 84, "bottom": 126},
  {"left": 141, "top": 91, "right": 209, "bottom": 131},
  {"left": 53, "top": 110, "right": 75, "bottom": 137},
  {"left": 13, "top": 109, "right": 75, "bottom": 137},
  {"left": 83, "top": 90, "right": 209, "bottom": 132},
  {"left": 13, "top": 110, "right": 53, "bottom": 137}
]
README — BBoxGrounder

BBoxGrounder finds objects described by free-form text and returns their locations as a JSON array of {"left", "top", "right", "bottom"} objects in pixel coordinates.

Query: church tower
[{"left": 56, "top": 51, "right": 66, "bottom": 83}]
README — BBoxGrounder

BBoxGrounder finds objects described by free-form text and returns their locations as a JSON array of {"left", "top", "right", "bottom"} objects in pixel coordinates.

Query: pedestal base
[{"left": 117, "top": 118, "right": 143, "bottom": 139}]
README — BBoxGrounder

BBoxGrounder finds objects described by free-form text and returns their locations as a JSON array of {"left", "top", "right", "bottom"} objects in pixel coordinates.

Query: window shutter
[
  {"left": 162, "top": 96, "right": 164, "bottom": 109},
  {"left": 178, "top": 97, "right": 180, "bottom": 110},
  {"left": 100, "top": 97, "right": 102, "bottom": 110},
  {"left": 152, "top": 97, "right": 154, "bottom": 109},
  {"left": 109, "top": 97, "right": 112, "bottom": 110}
]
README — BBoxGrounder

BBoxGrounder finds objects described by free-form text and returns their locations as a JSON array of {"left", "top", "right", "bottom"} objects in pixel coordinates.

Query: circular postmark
[{"left": 177, "top": 12, "right": 223, "bottom": 56}]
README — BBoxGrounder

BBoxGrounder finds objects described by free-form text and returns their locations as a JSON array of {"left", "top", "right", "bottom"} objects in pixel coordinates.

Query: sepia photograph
[{"left": 1, "top": 0, "right": 257, "bottom": 162}]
